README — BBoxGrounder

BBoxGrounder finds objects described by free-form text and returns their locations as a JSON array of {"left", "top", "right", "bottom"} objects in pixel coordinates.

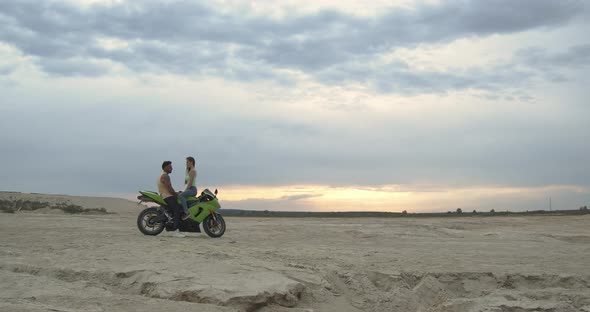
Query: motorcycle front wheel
[
  {"left": 137, "top": 207, "right": 165, "bottom": 236},
  {"left": 203, "top": 213, "right": 226, "bottom": 238}
]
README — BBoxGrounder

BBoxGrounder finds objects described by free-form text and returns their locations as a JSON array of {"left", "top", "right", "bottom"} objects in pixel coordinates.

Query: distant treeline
[
  {"left": 219, "top": 207, "right": 590, "bottom": 218},
  {"left": 0, "top": 199, "right": 109, "bottom": 214}
]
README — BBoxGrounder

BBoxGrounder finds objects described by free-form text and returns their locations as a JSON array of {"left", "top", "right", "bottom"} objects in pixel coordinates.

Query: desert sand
[{"left": 1, "top": 192, "right": 589, "bottom": 312}]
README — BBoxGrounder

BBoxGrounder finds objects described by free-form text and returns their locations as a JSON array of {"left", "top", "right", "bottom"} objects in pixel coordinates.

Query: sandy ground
[{"left": 1, "top": 193, "right": 590, "bottom": 312}]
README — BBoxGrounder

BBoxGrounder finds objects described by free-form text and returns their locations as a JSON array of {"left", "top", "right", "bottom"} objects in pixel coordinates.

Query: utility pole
[{"left": 549, "top": 197, "right": 552, "bottom": 211}]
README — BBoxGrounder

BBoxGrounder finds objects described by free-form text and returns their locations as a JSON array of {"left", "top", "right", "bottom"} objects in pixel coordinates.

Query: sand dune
[
  {"left": 0, "top": 191, "right": 144, "bottom": 215},
  {"left": 1, "top": 193, "right": 589, "bottom": 311}
]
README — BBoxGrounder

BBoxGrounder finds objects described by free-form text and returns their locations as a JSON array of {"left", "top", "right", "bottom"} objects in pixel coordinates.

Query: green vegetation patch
[{"left": 0, "top": 199, "right": 109, "bottom": 214}]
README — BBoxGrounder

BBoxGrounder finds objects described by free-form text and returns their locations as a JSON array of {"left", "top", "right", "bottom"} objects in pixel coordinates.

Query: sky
[{"left": 0, "top": 0, "right": 589, "bottom": 212}]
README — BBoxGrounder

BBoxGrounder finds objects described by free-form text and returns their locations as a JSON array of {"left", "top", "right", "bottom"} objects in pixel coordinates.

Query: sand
[{"left": 1, "top": 192, "right": 589, "bottom": 311}]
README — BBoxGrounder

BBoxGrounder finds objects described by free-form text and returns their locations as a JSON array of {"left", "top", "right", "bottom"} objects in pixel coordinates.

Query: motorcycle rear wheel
[{"left": 137, "top": 207, "right": 165, "bottom": 236}]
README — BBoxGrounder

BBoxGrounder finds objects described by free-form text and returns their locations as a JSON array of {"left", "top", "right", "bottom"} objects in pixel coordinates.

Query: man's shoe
[
  {"left": 181, "top": 213, "right": 190, "bottom": 221},
  {"left": 172, "top": 230, "right": 186, "bottom": 238}
]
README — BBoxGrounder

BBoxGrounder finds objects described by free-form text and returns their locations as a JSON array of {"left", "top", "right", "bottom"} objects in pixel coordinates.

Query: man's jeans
[
  {"left": 179, "top": 186, "right": 197, "bottom": 214},
  {"left": 164, "top": 196, "right": 182, "bottom": 230}
]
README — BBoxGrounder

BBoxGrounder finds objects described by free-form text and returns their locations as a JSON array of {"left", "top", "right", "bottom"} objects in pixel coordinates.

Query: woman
[{"left": 178, "top": 156, "right": 197, "bottom": 220}]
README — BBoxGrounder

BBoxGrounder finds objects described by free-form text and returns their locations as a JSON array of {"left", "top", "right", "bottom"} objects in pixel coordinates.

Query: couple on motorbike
[{"left": 157, "top": 156, "right": 197, "bottom": 238}]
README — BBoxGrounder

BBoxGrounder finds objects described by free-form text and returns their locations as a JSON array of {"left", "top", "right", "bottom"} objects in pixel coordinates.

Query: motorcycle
[{"left": 136, "top": 188, "right": 226, "bottom": 238}]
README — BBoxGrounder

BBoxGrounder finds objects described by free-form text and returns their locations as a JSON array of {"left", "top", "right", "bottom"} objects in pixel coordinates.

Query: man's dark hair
[
  {"left": 162, "top": 161, "right": 172, "bottom": 170},
  {"left": 186, "top": 156, "right": 195, "bottom": 166}
]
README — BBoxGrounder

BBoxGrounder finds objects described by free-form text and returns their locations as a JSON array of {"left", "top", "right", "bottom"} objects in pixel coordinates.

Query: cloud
[
  {"left": 517, "top": 44, "right": 590, "bottom": 71},
  {"left": 0, "top": 0, "right": 586, "bottom": 93},
  {"left": 255, "top": 0, "right": 584, "bottom": 69},
  {"left": 0, "top": 64, "right": 16, "bottom": 76},
  {"left": 281, "top": 194, "right": 323, "bottom": 201},
  {"left": 325, "top": 39, "right": 590, "bottom": 94},
  {"left": 39, "top": 58, "right": 112, "bottom": 76}
]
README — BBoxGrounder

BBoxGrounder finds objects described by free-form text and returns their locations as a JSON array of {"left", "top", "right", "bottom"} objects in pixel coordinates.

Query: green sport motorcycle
[{"left": 136, "top": 188, "right": 226, "bottom": 238}]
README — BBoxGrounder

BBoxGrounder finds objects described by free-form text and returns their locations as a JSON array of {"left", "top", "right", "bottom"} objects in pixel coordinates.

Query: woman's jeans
[{"left": 179, "top": 186, "right": 197, "bottom": 214}]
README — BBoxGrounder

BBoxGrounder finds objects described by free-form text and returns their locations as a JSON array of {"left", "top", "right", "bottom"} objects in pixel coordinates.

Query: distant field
[{"left": 219, "top": 208, "right": 590, "bottom": 218}]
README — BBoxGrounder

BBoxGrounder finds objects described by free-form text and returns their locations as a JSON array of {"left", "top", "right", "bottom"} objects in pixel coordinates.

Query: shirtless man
[{"left": 158, "top": 161, "right": 185, "bottom": 238}]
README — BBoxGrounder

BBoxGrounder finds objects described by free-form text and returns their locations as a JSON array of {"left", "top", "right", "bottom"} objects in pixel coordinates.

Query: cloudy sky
[{"left": 1, "top": 0, "right": 589, "bottom": 212}]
